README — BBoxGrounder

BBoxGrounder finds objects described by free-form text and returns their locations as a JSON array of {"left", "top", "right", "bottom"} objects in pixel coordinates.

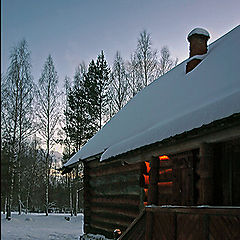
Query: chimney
[{"left": 186, "top": 28, "right": 210, "bottom": 73}]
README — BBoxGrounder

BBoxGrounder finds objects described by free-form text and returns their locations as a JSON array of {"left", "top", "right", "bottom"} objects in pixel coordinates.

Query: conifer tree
[
  {"left": 85, "top": 51, "right": 110, "bottom": 129},
  {"left": 64, "top": 64, "right": 91, "bottom": 153}
]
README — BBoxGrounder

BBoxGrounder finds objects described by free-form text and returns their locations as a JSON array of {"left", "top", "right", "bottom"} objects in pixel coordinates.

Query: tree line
[{"left": 1, "top": 30, "right": 177, "bottom": 218}]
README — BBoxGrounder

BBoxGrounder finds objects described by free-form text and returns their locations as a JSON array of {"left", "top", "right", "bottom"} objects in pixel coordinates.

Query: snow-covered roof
[
  {"left": 64, "top": 25, "right": 240, "bottom": 167},
  {"left": 187, "top": 27, "right": 210, "bottom": 40}
]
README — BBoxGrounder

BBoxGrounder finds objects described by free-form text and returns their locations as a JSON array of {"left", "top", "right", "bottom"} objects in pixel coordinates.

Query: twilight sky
[{"left": 1, "top": 0, "right": 240, "bottom": 88}]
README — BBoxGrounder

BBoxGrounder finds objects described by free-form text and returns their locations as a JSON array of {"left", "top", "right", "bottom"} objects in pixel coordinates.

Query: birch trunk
[
  {"left": 69, "top": 173, "right": 73, "bottom": 216},
  {"left": 74, "top": 189, "right": 78, "bottom": 216}
]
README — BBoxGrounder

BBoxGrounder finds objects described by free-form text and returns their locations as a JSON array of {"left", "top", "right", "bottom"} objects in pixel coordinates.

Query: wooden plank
[
  {"left": 145, "top": 211, "right": 153, "bottom": 240},
  {"left": 177, "top": 214, "right": 204, "bottom": 240},
  {"left": 158, "top": 194, "right": 173, "bottom": 205},
  {"left": 145, "top": 206, "right": 240, "bottom": 216},
  {"left": 152, "top": 212, "right": 175, "bottom": 240},
  {"left": 144, "top": 206, "right": 240, "bottom": 240},
  {"left": 209, "top": 215, "right": 240, "bottom": 240},
  {"left": 158, "top": 182, "right": 173, "bottom": 194},
  {"left": 119, "top": 209, "right": 146, "bottom": 240}
]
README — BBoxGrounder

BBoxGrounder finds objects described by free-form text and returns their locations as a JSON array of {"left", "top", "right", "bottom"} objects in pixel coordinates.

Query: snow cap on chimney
[
  {"left": 187, "top": 28, "right": 210, "bottom": 41},
  {"left": 186, "top": 28, "right": 210, "bottom": 73}
]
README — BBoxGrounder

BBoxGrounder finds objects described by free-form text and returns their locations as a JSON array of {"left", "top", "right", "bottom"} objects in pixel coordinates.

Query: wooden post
[
  {"left": 198, "top": 143, "right": 214, "bottom": 205},
  {"left": 148, "top": 157, "right": 159, "bottom": 205},
  {"left": 83, "top": 161, "right": 91, "bottom": 233},
  {"left": 145, "top": 211, "right": 153, "bottom": 240}
]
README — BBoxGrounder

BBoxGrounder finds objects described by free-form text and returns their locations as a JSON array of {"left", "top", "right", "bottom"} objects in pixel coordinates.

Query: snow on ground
[
  {"left": 1, "top": 212, "right": 84, "bottom": 240},
  {"left": 80, "top": 234, "right": 112, "bottom": 240}
]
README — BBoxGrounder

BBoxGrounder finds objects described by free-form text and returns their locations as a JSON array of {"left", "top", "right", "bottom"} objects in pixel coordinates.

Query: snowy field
[{"left": 1, "top": 212, "right": 84, "bottom": 240}]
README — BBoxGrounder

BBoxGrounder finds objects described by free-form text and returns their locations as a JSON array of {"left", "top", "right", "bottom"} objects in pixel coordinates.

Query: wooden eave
[
  {"left": 106, "top": 113, "right": 240, "bottom": 164},
  {"left": 63, "top": 113, "right": 240, "bottom": 171}
]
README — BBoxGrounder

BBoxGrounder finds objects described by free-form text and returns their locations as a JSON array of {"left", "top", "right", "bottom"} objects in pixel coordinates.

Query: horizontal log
[
  {"left": 90, "top": 205, "right": 139, "bottom": 218},
  {"left": 90, "top": 211, "right": 134, "bottom": 223},
  {"left": 88, "top": 158, "right": 121, "bottom": 168},
  {"left": 90, "top": 223, "right": 114, "bottom": 235},
  {"left": 89, "top": 171, "right": 141, "bottom": 187},
  {"left": 91, "top": 202, "right": 139, "bottom": 214},
  {"left": 87, "top": 159, "right": 101, "bottom": 168},
  {"left": 91, "top": 213, "right": 132, "bottom": 228},
  {"left": 89, "top": 162, "right": 144, "bottom": 177},
  {"left": 90, "top": 195, "right": 140, "bottom": 207},
  {"left": 90, "top": 182, "right": 141, "bottom": 196}
]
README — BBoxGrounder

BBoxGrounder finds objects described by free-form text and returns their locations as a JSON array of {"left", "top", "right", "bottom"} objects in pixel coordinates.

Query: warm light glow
[
  {"left": 159, "top": 168, "right": 172, "bottom": 175},
  {"left": 143, "top": 174, "right": 149, "bottom": 185},
  {"left": 145, "top": 161, "right": 150, "bottom": 173},
  {"left": 158, "top": 181, "right": 173, "bottom": 186},
  {"left": 144, "top": 202, "right": 148, "bottom": 206},
  {"left": 159, "top": 155, "right": 170, "bottom": 161},
  {"left": 144, "top": 188, "right": 148, "bottom": 195}
]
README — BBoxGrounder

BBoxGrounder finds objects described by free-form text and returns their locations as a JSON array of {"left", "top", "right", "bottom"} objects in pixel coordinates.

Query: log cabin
[{"left": 63, "top": 26, "right": 240, "bottom": 239}]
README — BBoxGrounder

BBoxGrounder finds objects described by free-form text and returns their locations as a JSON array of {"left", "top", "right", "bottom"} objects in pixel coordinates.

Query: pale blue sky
[{"left": 1, "top": 0, "right": 240, "bottom": 87}]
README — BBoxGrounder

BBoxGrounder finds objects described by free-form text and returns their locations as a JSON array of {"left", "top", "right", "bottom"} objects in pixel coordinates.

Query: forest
[{"left": 1, "top": 30, "right": 177, "bottom": 219}]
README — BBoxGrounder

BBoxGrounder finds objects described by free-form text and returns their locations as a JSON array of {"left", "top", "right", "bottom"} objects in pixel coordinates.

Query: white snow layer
[
  {"left": 80, "top": 233, "right": 112, "bottom": 240},
  {"left": 186, "top": 53, "right": 208, "bottom": 63},
  {"left": 1, "top": 212, "right": 84, "bottom": 240},
  {"left": 187, "top": 27, "right": 210, "bottom": 39},
  {"left": 64, "top": 25, "right": 240, "bottom": 166}
]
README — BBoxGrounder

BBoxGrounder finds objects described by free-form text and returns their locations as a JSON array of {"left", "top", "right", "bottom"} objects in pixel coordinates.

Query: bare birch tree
[
  {"left": 1, "top": 39, "right": 34, "bottom": 218},
  {"left": 109, "top": 51, "right": 128, "bottom": 116},
  {"left": 135, "top": 30, "right": 158, "bottom": 87},
  {"left": 126, "top": 54, "right": 143, "bottom": 99},
  {"left": 36, "top": 54, "right": 61, "bottom": 216},
  {"left": 158, "top": 46, "right": 178, "bottom": 76}
]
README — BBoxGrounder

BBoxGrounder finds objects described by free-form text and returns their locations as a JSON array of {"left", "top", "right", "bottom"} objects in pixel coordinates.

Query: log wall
[
  {"left": 83, "top": 159, "right": 146, "bottom": 238},
  {"left": 83, "top": 137, "right": 240, "bottom": 238}
]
